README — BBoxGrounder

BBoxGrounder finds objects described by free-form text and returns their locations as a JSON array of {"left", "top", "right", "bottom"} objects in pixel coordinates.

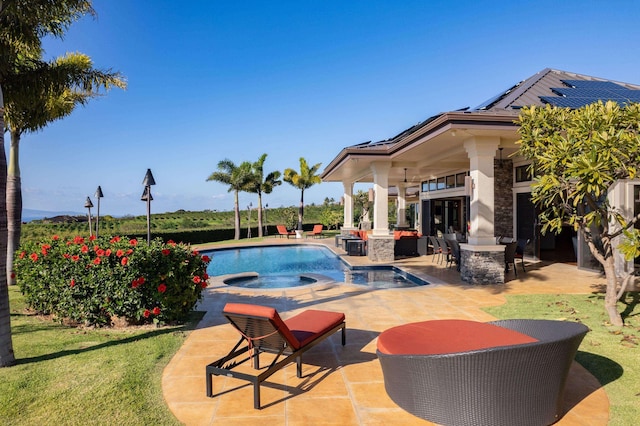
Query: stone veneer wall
[
  {"left": 367, "top": 236, "right": 394, "bottom": 262},
  {"left": 460, "top": 248, "right": 505, "bottom": 284},
  {"left": 341, "top": 227, "right": 357, "bottom": 236},
  {"left": 494, "top": 159, "right": 514, "bottom": 238}
]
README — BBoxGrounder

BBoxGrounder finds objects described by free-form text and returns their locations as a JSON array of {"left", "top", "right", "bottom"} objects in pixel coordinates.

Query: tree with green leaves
[
  {"left": 246, "top": 154, "right": 281, "bottom": 237},
  {"left": 517, "top": 100, "right": 640, "bottom": 327},
  {"left": 207, "top": 159, "right": 252, "bottom": 240},
  {"left": 4, "top": 52, "right": 126, "bottom": 285},
  {"left": 0, "top": 0, "right": 97, "bottom": 368},
  {"left": 353, "top": 189, "right": 372, "bottom": 229},
  {"left": 283, "top": 157, "right": 322, "bottom": 230}
]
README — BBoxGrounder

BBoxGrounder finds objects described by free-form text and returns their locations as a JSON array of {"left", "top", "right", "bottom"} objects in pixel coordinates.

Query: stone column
[
  {"left": 371, "top": 161, "right": 391, "bottom": 235},
  {"left": 464, "top": 137, "right": 500, "bottom": 245},
  {"left": 460, "top": 137, "right": 505, "bottom": 284},
  {"left": 368, "top": 162, "right": 394, "bottom": 262},
  {"left": 396, "top": 183, "right": 408, "bottom": 228},
  {"left": 342, "top": 180, "right": 354, "bottom": 228},
  {"left": 341, "top": 180, "right": 357, "bottom": 236}
]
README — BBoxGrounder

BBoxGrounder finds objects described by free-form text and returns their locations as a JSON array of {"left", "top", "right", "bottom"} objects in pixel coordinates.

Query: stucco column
[
  {"left": 464, "top": 137, "right": 500, "bottom": 245},
  {"left": 396, "top": 183, "right": 407, "bottom": 228},
  {"left": 371, "top": 162, "right": 391, "bottom": 235},
  {"left": 342, "top": 180, "right": 354, "bottom": 228}
]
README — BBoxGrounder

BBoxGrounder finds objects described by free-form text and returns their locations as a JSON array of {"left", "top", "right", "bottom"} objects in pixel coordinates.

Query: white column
[
  {"left": 371, "top": 162, "right": 391, "bottom": 235},
  {"left": 464, "top": 137, "right": 500, "bottom": 245},
  {"left": 342, "top": 180, "right": 354, "bottom": 228},
  {"left": 396, "top": 183, "right": 407, "bottom": 228}
]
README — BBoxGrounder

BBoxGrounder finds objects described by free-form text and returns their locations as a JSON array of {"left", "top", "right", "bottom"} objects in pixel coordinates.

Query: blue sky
[{"left": 18, "top": 0, "right": 640, "bottom": 217}]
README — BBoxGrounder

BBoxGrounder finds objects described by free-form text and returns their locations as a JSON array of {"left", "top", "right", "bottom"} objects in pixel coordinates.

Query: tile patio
[{"left": 162, "top": 237, "right": 611, "bottom": 425}]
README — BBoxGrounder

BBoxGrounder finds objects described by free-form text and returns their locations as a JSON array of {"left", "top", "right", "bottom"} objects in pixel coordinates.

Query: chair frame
[
  {"left": 436, "top": 237, "right": 451, "bottom": 265},
  {"left": 445, "top": 239, "right": 461, "bottom": 271},
  {"left": 428, "top": 236, "right": 441, "bottom": 263},
  {"left": 206, "top": 306, "right": 346, "bottom": 409},
  {"left": 305, "top": 224, "right": 324, "bottom": 238},
  {"left": 504, "top": 241, "right": 519, "bottom": 276},
  {"left": 515, "top": 238, "right": 530, "bottom": 273},
  {"left": 275, "top": 225, "right": 296, "bottom": 239}
]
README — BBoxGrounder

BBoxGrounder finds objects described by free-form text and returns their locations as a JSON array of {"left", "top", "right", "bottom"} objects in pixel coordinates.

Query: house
[{"left": 320, "top": 68, "right": 640, "bottom": 284}]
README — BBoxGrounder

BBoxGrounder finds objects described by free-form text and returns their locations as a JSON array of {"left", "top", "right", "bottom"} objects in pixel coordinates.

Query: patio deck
[{"left": 162, "top": 238, "right": 610, "bottom": 425}]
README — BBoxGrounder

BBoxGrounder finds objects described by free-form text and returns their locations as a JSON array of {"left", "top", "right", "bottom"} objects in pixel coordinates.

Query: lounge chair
[
  {"left": 377, "top": 319, "right": 588, "bottom": 426},
  {"left": 276, "top": 225, "right": 295, "bottom": 238},
  {"left": 305, "top": 224, "right": 324, "bottom": 238},
  {"left": 206, "top": 303, "right": 346, "bottom": 409}
]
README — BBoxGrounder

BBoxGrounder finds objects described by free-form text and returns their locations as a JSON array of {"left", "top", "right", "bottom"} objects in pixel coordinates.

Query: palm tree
[
  {"left": 0, "top": 0, "right": 96, "bottom": 368},
  {"left": 207, "top": 160, "right": 253, "bottom": 240},
  {"left": 283, "top": 157, "right": 322, "bottom": 231},
  {"left": 247, "top": 154, "right": 281, "bottom": 237},
  {"left": 3, "top": 52, "right": 126, "bottom": 285}
]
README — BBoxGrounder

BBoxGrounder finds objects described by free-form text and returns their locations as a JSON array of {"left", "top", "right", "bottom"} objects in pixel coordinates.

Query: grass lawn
[
  {"left": 0, "top": 286, "right": 202, "bottom": 425},
  {"left": 485, "top": 291, "right": 640, "bottom": 426}
]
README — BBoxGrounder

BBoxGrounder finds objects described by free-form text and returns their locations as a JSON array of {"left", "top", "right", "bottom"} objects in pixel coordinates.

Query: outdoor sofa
[{"left": 377, "top": 319, "right": 589, "bottom": 426}]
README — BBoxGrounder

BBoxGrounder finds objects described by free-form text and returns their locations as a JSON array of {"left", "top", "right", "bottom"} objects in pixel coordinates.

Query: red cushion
[
  {"left": 377, "top": 319, "right": 538, "bottom": 355},
  {"left": 223, "top": 303, "right": 301, "bottom": 349},
  {"left": 285, "top": 310, "right": 345, "bottom": 347}
]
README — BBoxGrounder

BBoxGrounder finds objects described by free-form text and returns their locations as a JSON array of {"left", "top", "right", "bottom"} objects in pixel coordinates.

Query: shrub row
[{"left": 14, "top": 235, "right": 211, "bottom": 326}]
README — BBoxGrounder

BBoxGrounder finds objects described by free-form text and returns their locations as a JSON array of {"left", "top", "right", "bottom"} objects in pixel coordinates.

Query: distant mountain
[{"left": 22, "top": 209, "right": 84, "bottom": 223}]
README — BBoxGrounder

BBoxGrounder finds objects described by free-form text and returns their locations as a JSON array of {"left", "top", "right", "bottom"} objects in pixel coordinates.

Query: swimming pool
[{"left": 204, "top": 245, "right": 428, "bottom": 288}]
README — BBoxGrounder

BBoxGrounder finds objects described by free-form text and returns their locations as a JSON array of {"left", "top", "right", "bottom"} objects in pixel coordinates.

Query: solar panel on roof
[
  {"left": 561, "top": 80, "right": 627, "bottom": 90},
  {"left": 554, "top": 88, "right": 617, "bottom": 98},
  {"left": 540, "top": 96, "right": 599, "bottom": 108},
  {"left": 542, "top": 79, "right": 640, "bottom": 109}
]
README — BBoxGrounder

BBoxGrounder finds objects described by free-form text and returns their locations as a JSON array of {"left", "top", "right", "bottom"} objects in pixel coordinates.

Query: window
[
  {"left": 446, "top": 175, "right": 455, "bottom": 189},
  {"left": 515, "top": 165, "right": 532, "bottom": 182}
]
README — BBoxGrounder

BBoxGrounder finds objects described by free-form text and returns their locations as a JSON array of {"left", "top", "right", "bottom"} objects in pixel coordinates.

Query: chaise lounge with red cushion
[
  {"left": 276, "top": 225, "right": 296, "bottom": 238},
  {"left": 377, "top": 319, "right": 588, "bottom": 426},
  {"left": 206, "top": 303, "right": 346, "bottom": 409}
]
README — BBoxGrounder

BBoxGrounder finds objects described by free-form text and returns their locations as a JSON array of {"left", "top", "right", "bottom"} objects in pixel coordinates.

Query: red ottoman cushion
[{"left": 377, "top": 319, "right": 538, "bottom": 355}]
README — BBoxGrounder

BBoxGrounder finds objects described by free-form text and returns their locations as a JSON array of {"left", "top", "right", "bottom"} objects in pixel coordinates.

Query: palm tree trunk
[
  {"left": 0, "top": 84, "right": 17, "bottom": 367},
  {"left": 257, "top": 193, "right": 263, "bottom": 238},
  {"left": 233, "top": 190, "right": 240, "bottom": 240},
  {"left": 6, "top": 130, "right": 21, "bottom": 286},
  {"left": 298, "top": 189, "right": 305, "bottom": 230}
]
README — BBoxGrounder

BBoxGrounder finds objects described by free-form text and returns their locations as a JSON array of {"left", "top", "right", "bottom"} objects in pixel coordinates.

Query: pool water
[{"left": 204, "top": 245, "right": 428, "bottom": 288}]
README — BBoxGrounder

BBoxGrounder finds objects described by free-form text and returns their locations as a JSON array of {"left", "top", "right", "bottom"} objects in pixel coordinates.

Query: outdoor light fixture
[
  {"left": 247, "top": 202, "right": 252, "bottom": 239},
  {"left": 84, "top": 196, "right": 94, "bottom": 237},
  {"left": 264, "top": 203, "right": 268, "bottom": 236},
  {"left": 404, "top": 168, "right": 408, "bottom": 183},
  {"left": 95, "top": 186, "right": 104, "bottom": 238},
  {"left": 141, "top": 169, "right": 156, "bottom": 246}
]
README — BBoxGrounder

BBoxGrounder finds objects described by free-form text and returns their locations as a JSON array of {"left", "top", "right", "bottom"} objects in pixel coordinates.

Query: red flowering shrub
[{"left": 15, "top": 235, "right": 211, "bottom": 326}]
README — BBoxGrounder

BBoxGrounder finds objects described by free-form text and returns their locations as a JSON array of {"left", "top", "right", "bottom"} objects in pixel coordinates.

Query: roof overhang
[{"left": 321, "top": 110, "right": 520, "bottom": 185}]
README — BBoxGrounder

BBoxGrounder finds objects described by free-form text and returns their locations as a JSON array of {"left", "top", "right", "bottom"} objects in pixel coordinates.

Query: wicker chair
[{"left": 377, "top": 319, "right": 589, "bottom": 426}]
